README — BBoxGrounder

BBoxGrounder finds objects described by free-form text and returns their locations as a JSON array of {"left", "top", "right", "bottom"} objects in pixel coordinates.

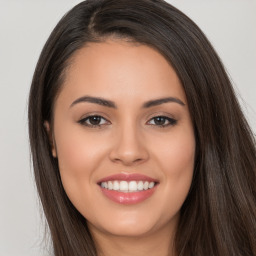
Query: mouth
[
  {"left": 100, "top": 180, "right": 157, "bottom": 192},
  {"left": 97, "top": 173, "right": 159, "bottom": 205}
]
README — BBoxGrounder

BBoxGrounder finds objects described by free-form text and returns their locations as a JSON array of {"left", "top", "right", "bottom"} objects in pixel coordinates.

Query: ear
[{"left": 44, "top": 121, "right": 57, "bottom": 158}]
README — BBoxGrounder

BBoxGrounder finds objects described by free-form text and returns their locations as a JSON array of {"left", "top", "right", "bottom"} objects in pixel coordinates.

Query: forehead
[{"left": 58, "top": 39, "right": 186, "bottom": 106}]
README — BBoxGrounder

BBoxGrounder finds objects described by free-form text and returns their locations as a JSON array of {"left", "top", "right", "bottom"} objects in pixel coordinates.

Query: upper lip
[{"left": 97, "top": 172, "right": 158, "bottom": 184}]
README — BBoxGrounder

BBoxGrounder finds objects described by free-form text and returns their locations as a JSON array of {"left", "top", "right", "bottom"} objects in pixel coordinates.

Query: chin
[
  {"left": 87, "top": 209, "right": 178, "bottom": 239},
  {"left": 93, "top": 221, "right": 156, "bottom": 238}
]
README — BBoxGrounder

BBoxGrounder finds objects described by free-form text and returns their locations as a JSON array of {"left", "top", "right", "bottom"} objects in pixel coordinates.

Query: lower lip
[{"left": 99, "top": 186, "right": 158, "bottom": 205}]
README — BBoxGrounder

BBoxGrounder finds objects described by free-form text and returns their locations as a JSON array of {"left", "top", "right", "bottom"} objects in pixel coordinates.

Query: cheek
[
  {"left": 150, "top": 126, "right": 195, "bottom": 208},
  {"left": 151, "top": 124, "right": 195, "bottom": 171},
  {"left": 55, "top": 124, "right": 109, "bottom": 172},
  {"left": 53, "top": 127, "right": 109, "bottom": 208},
  {"left": 164, "top": 133, "right": 195, "bottom": 187}
]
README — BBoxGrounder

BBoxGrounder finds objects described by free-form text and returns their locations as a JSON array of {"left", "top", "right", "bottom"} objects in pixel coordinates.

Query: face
[{"left": 48, "top": 40, "right": 195, "bottom": 239}]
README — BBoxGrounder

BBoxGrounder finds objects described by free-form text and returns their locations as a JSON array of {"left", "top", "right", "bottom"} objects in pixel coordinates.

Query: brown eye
[
  {"left": 88, "top": 116, "right": 102, "bottom": 125},
  {"left": 79, "top": 115, "right": 109, "bottom": 127},
  {"left": 147, "top": 116, "right": 177, "bottom": 127},
  {"left": 153, "top": 117, "right": 167, "bottom": 125}
]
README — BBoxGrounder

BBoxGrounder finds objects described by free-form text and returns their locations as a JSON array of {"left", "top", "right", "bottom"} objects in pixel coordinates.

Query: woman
[{"left": 28, "top": 0, "right": 256, "bottom": 255}]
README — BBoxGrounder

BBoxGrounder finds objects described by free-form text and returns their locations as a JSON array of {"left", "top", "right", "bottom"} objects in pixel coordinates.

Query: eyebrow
[
  {"left": 70, "top": 96, "right": 117, "bottom": 108},
  {"left": 70, "top": 96, "right": 185, "bottom": 109},
  {"left": 142, "top": 97, "right": 185, "bottom": 108}
]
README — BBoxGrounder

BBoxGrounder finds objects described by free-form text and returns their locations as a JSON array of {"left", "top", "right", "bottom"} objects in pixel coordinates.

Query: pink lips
[{"left": 98, "top": 173, "right": 158, "bottom": 205}]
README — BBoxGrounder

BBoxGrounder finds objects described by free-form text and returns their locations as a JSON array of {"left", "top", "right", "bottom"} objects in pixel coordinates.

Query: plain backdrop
[{"left": 0, "top": 1, "right": 255, "bottom": 255}]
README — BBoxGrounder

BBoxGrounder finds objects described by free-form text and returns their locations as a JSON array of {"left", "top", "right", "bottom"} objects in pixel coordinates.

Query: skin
[{"left": 46, "top": 39, "right": 195, "bottom": 256}]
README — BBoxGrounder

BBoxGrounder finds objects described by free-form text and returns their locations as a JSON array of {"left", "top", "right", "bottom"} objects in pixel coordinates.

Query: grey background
[{"left": 0, "top": 1, "right": 255, "bottom": 255}]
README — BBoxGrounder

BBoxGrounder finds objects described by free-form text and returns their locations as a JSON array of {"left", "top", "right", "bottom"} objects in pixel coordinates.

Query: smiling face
[{"left": 48, "top": 40, "right": 195, "bottom": 241}]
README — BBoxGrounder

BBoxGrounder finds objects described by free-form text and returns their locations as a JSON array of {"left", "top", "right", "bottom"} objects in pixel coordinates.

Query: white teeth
[
  {"left": 108, "top": 181, "right": 113, "bottom": 190},
  {"left": 143, "top": 181, "right": 149, "bottom": 190},
  {"left": 119, "top": 181, "right": 128, "bottom": 191},
  {"left": 137, "top": 181, "right": 144, "bottom": 191},
  {"left": 148, "top": 182, "right": 154, "bottom": 189},
  {"left": 128, "top": 181, "right": 137, "bottom": 191},
  {"left": 113, "top": 181, "right": 119, "bottom": 190},
  {"left": 101, "top": 182, "right": 107, "bottom": 188},
  {"left": 100, "top": 180, "right": 156, "bottom": 192}
]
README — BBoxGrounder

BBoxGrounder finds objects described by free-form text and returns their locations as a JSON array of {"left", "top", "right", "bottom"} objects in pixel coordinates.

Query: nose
[{"left": 109, "top": 123, "right": 149, "bottom": 166}]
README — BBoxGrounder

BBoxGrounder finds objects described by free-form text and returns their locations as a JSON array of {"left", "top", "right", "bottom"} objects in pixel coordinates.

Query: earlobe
[{"left": 44, "top": 121, "right": 57, "bottom": 158}]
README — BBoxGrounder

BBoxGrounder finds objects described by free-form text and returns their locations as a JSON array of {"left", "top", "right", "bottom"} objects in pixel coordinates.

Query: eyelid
[
  {"left": 145, "top": 111, "right": 176, "bottom": 121},
  {"left": 78, "top": 111, "right": 111, "bottom": 121},
  {"left": 78, "top": 113, "right": 111, "bottom": 128},
  {"left": 147, "top": 116, "right": 177, "bottom": 127},
  {"left": 145, "top": 112, "right": 178, "bottom": 127}
]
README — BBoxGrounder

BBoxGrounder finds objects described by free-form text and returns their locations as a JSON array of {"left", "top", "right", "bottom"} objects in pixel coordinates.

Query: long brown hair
[{"left": 28, "top": 0, "right": 256, "bottom": 255}]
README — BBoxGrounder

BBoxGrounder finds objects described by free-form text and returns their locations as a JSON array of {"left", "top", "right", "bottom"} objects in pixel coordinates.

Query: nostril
[
  {"left": 111, "top": 157, "right": 146, "bottom": 166},
  {"left": 109, "top": 147, "right": 149, "bottom": 163},
  {"left": 108, "top": 134, "right": 150, "bottom": 165}
]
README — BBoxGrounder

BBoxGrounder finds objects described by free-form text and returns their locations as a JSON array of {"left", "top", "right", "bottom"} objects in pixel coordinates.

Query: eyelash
[{"left": 78, "top": 115, "right": 177, "bottom": 128}]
